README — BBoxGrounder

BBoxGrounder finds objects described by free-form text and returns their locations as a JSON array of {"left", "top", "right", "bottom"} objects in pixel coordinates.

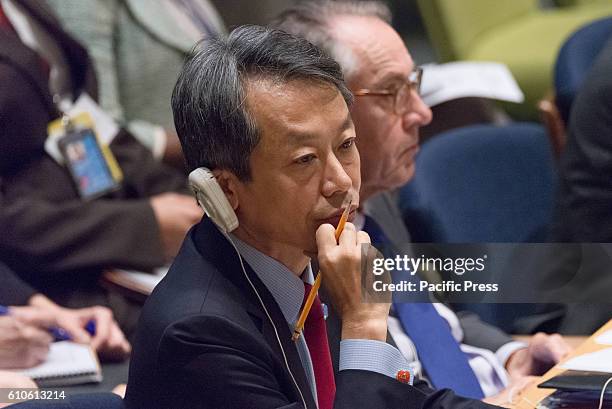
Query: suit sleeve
[
  {"left": 0, "top": 59, "right": 52, "bottom": 175},
  {"left": 0, "top": 191, "right": 165, "bottom": 277},
  {"left": 0, "top": 261, "right": 37, "bottom": 305},
  {"left": 0, "top": 53, "right": 189, "bottom": 278},
  {"left": 550, "top": 42, "right": 612, "bottom": 242},
  {"left": 0, "top": 131, "right": 186, "bottom": 280},
  {"left": 156, "top": 315, "right": 499, "bottom": 409},
  {"left": 157, "top": 315, "right": 307, "bottom": 409}
]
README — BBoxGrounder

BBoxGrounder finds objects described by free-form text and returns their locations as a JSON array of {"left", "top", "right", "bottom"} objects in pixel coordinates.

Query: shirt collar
[{"left": 229, "top": 234, "right": 314, "bottom": 325}]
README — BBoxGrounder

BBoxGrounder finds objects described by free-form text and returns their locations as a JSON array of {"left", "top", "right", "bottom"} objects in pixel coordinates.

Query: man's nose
[
  {"left": 402, "top": 93, "right": 433, "bottom": 129},
  {"left": 322, "top": 155, "right": 353, "bottom": 197}
]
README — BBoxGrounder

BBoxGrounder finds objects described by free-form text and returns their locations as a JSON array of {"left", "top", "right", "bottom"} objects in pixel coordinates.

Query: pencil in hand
[{"left": 292, "top": 194, "right": 353, "bottom": 342}]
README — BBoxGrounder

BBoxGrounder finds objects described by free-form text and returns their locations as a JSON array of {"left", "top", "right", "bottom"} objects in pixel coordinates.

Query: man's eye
[
  {"left": 296, "top": 154, "right": 316, "bottom": 164},
  {"left": 340, "top": 138, "right": 355, "bottom": 150}
]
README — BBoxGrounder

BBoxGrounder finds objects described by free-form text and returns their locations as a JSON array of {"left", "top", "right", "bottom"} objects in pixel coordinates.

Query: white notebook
[
  {"left": 560, "top": 348, "right": 612, "bottom": 373},
  {"left": 15, "top": 341, "right": 102, "bottom": 387}
]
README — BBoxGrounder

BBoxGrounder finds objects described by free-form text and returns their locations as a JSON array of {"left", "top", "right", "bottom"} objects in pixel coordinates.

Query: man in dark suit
[
  {"left": 0, "top": 0, "right": 201, "bottom": 310},
  {"left": 273, "top": 0, "right": 571, "bottom": 403},
  {"left": 125, "top": 25, "right": 498, "bottom": 408},
  {"left": 547, "top": 38, "right": 612, "bottom": 334}
]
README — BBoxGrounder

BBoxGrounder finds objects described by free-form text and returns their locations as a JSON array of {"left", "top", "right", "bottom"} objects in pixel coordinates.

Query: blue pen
[{"left": 0, "top": 305, "right": 96, "bottom": 342}]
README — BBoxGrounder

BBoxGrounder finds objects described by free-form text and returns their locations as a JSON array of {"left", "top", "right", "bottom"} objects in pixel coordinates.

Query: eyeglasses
[{"left": 353, "top": 66, "right": 423, "bottom": 115}]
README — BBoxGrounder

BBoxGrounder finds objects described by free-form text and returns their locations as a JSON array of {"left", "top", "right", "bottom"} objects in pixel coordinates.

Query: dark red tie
[{"left": 302, "top": 283, "right": 336, "bottom": 409}]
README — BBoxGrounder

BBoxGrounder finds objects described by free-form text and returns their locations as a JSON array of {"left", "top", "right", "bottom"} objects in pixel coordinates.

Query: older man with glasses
[{"left": 273, "top": 0, "right": 571, "bottom": 405}]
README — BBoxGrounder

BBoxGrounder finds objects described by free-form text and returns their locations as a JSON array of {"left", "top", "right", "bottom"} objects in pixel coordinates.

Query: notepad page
[
  {"left": 117, "top": 266, "right": 168, "bottom": 293},
  {"left": 560, "top": 348, "right": 612, "bottom": 373},
  {"left": 596, "top": 330, "right": 612, "bottom": 345},
  {"left": 17, "top": 341, "right": 100, "bottom": 380}
]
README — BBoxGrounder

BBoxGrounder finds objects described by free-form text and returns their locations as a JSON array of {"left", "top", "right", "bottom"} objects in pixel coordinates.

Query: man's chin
[
  {"left": 402, "top": 162, "right": 416, "bottom": 183},
  {"left": 384, "top": 163, "right": 416, "bottom": 191},
  {"left": 302, "top": 238, "right": 319, "bottom": 259},
  {"left": 303, "top": 248, "right": 317, "bottom": 259}
]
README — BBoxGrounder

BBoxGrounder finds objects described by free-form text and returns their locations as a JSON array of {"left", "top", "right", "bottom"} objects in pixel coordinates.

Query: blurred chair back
[
  {"left": 416, "top": 0, "right": 537, "bottom": 61},
  {"left": 399, "top": 123, "right": 556, "bottom": 243},
  {"left": 399, "top": 123, "right": 557, "bottom": 331},
  {"left": 555, "top": 16, "right": 612, "bottom": 125},
  {"left": 417, "top": 0, "right": 612, "bottom": 120},
  {"left": 7, "top": 393, "right": 124, "bottom": 408}
]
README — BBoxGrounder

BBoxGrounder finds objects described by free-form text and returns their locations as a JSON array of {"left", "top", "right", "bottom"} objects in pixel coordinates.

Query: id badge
[{"left": 48, "top": 113, "right": 122, "bottom": 200}]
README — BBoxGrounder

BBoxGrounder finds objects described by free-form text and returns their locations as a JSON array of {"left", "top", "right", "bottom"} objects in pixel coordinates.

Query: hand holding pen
[
  {"left": 0, "top": 305, "right": 95, "bottom": 342},
  {"left": 1, "top": 303, "right": 130, "bottom": 362},
  {"left": 293, "top": 194, "right": 354, "bottom": 342},
  {"left": 0, "top": 307, "right": 54, "bottom": 369},
  {"left": 309, "top": 194, "right": 390, "bottom": 343}
]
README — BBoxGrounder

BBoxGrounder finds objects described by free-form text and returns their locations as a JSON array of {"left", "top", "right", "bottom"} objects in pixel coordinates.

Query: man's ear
[{"left": 212, "top": 169, "right": 240, "bottom": 211}]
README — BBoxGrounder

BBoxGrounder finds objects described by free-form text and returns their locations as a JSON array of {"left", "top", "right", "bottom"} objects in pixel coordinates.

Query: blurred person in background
[
  {"left": 0, "top": 260, "right": 129, "bottom": 392},
  {"left": 0, "top": 0, "right": 202, "bottom": 333},
  {"left": 274, "top": 1, "right": 571, "bottom": 403},
  {"left": 547, "top": 39, "right": 612, "bottom": 334},
  {"left": 48, "top": 0, "right": 226, "bottom": 169}
]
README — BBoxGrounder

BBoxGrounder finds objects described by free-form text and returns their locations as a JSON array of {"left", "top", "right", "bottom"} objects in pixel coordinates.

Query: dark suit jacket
[
  {"left": 125, "top": 218, "right": 497, "bottom": 408},
  {"left": 550, "top": 38, "right": 612, "bottom": 243},
  {"left": 0, "top": 261, "right": 36, "bottom": 305},
  {"left": 0, "top": 0, "right": 187, "bottom": 295},
  {"left": 547, "top": 39, "right": 612, "bottom": 334}
]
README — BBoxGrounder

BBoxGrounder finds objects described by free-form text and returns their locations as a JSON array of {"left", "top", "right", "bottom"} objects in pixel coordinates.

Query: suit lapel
[
  {"left": 193, "top": 219, "right": 317, "bottom": 409},
  {"left": 0, "top": 32, "right": 56, "bottom": 117},
  {"left": 364, "top": 191, "right": 412, "bottom": 247}
]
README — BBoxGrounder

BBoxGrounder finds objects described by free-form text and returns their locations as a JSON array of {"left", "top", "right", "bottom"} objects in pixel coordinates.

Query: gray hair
[
  {"left": 172, "top": 24, "right": 352, "bottom": 179},
  {"left": 271, "top": 0, "right": 392, "bottom": 78}
]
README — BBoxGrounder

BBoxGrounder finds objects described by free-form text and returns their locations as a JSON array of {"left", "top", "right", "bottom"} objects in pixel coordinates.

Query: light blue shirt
[{"left": 230, "top": 234, "right": 411, "bottom": 404}]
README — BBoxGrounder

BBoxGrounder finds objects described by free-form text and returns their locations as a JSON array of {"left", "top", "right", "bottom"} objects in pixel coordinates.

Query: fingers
[
  {"left": 95, "top": 321, "right": 131, "bottom": 362},
  {"left": 544, "top": 333, "right": 572, "bottom": 362},
  {"left": 83, "top": 307, "right": 130, "bottom": 361},
  {"left": 530, "top": 332, "right": 572, "bottom": 364},
  {"left": 338, "top": 222, "right": 356, "bottom": 247},
  {"left": 10, "top": 306, "right": 57, "bottom": 329},
  {"left": 318, "top": 222, "right": 368, "bottom": 250},
  {"left": 27, "top": 344, "right": 51, "bottom": 367},
  {"left": 16, "top": 325, "right": 52, "bottom": 368},
  {"left": 177, "top": 195, "right": 204, "bottom": 222},
  {"left": 21, "top": 324, "right": 53, "bottom": 348},
  {"left": 60, "top": 319, "right": 91, "bottom": 344},
  {"left": 88, "top": 307, "right": 113, "bottom": 351},
  {"left": 0, "top": 371, "right": 37, "bottom": 389},
  {"left": 316, "top": 223, "right": 337, "bottom": 250},
  {"left": 357, "top": 230, "right": 371, "bottom": 245}
]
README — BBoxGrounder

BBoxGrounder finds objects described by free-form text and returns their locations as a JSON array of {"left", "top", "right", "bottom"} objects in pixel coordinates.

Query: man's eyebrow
[
  {"left": 338, "top": 111, "right": 353, "bottom": 133},
  {"left": 373, "top": 69, "right": 413, "bottom": 87},
  {"left": 287, "top": 111, "right": 353, "bottom": 144}
]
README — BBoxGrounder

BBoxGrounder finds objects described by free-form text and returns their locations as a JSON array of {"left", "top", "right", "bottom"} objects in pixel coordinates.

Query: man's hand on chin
[{"left": 505, "top": 333, "right": 572, "bottom": 377}]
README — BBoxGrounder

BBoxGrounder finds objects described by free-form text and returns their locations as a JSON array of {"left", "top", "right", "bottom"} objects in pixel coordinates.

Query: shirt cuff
[
  {"left": 496, "top": 341, "right": 528, "bottom": 368},
  {"left": 339, "top": 339, "right": 411, "bottom": 381}
]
